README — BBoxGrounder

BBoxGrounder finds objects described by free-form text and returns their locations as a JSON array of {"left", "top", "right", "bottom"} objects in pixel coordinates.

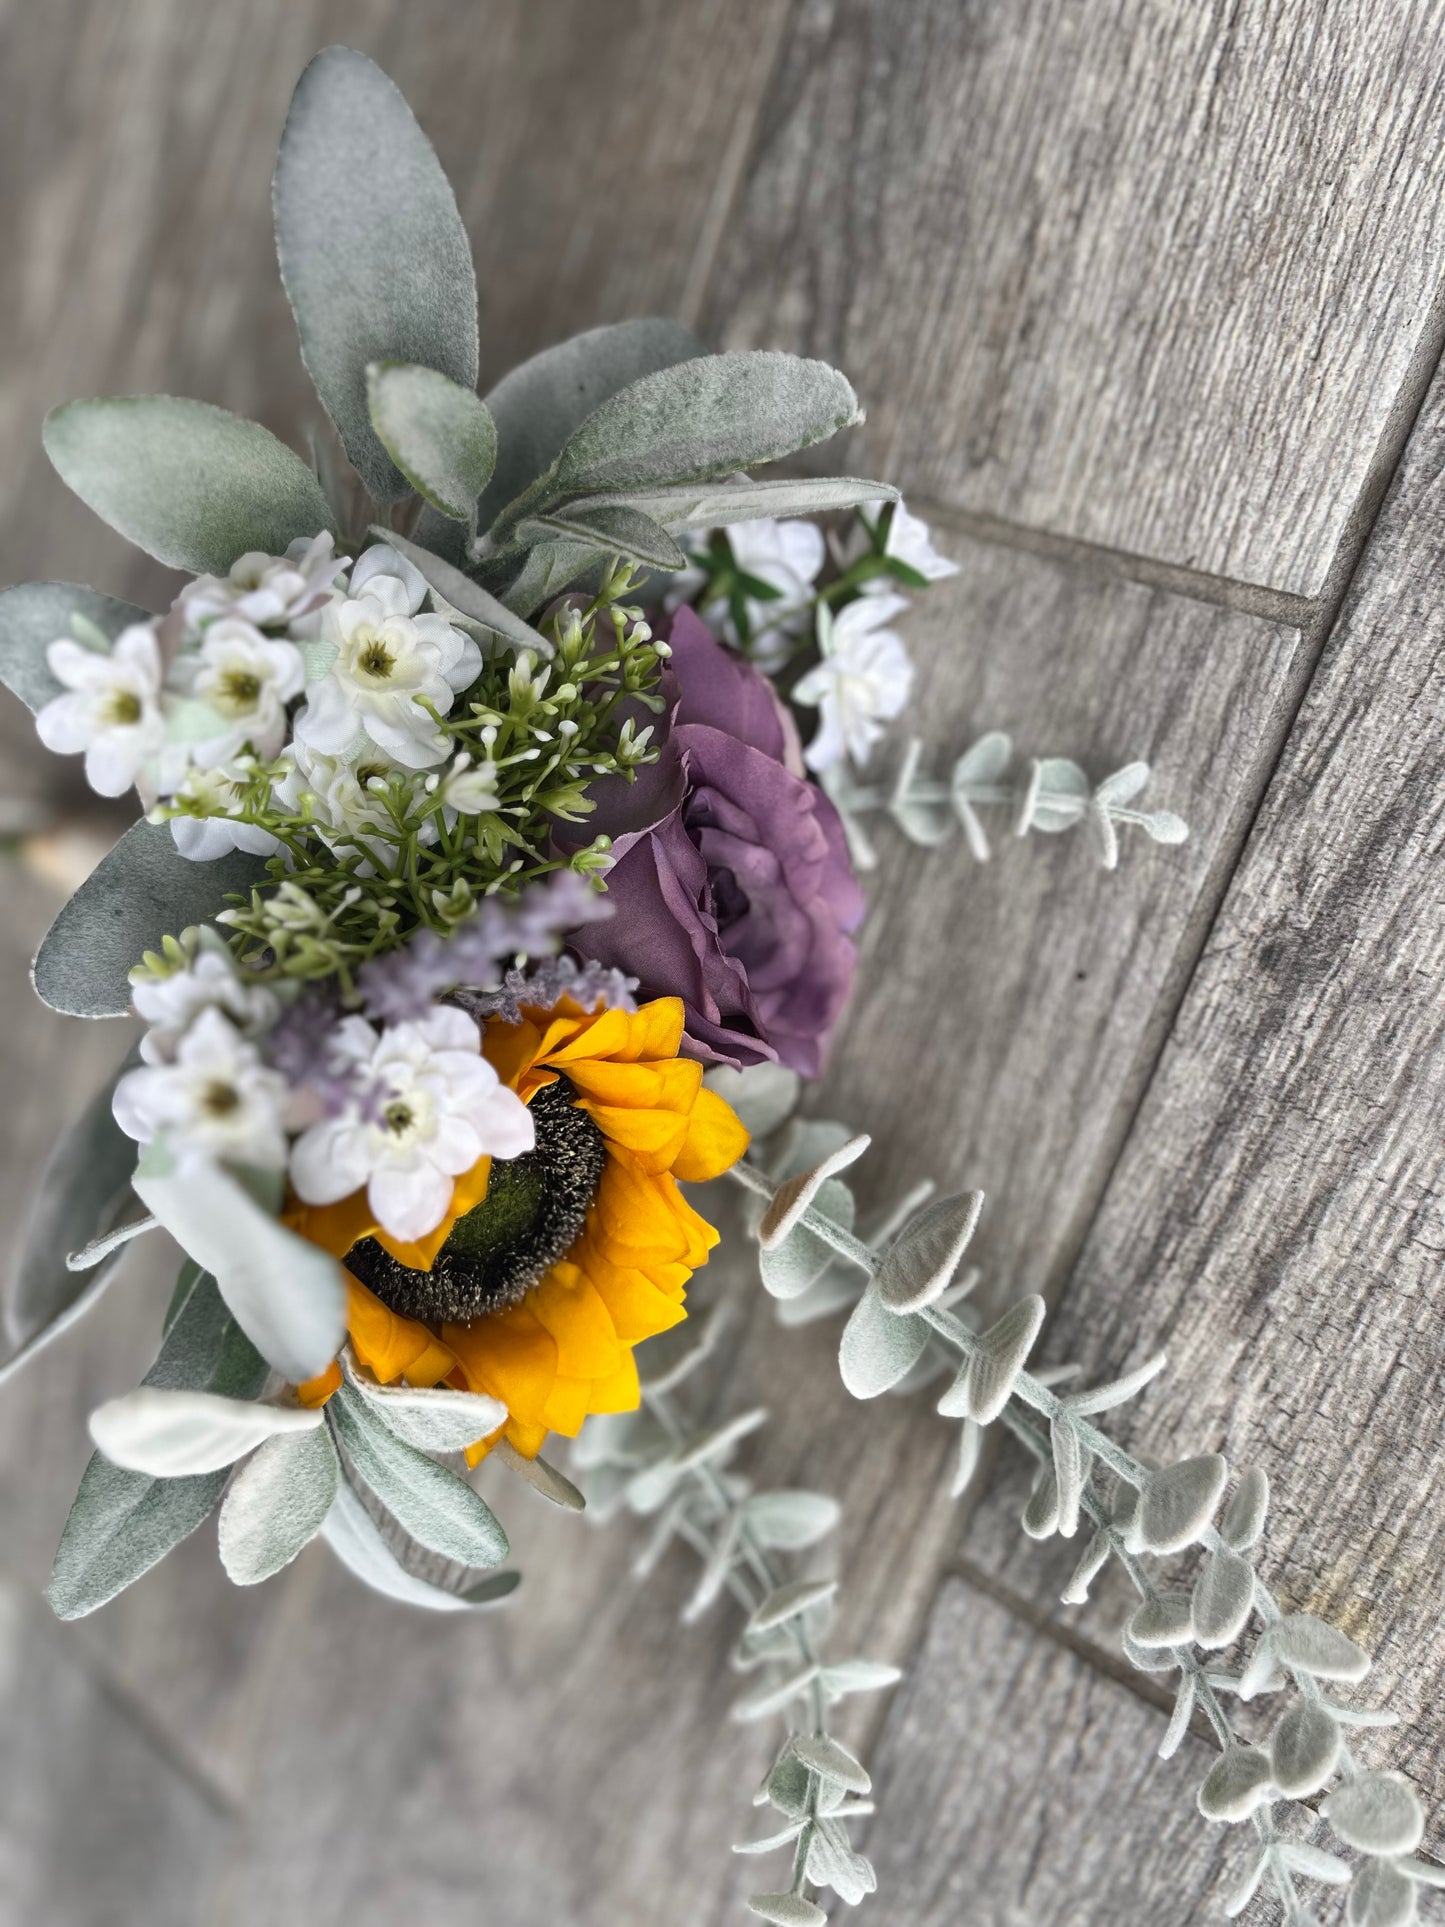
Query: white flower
[
  {"left": 293, "top": 557, "right": 480, "bottom": 770},
  {"left": 167, "top": 762, "right": 281, "bottom": 863},
  {"left": 36, "top": 622, "right": 168, "bottom": 800},
  {"left": 170, "top": 617, "right": 304, "bottom": 763},
  {"left": 792, "top": 593, "right": 915, "bottom": 772},
  {"left": 133, "top": 938, "right": 286, "bottom": 1065},
  {"left": 669, "top": 518, "right": 826, "bottom": 666},
  {"left": 114, "top": 1007, "right": 290, "bottom": 1169},
  {"left": 273, "top": 739, "right": 432, "bottom": 872},
  {"left": 434, "top": 751, "right": 500, "bottom": 816},
  {"left": 176, "top": 532, "right": 349, "bottom": 632},
  {"left": 862, "top": 502, "right": 959, "bottom": 592},
  {"left": 288, "top": 1007, "right": 535, "bottom": 1243}
]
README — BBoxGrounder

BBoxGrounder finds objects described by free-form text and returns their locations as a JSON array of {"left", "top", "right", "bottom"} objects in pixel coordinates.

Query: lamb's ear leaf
[
  {"left": 46, "top": 1272, "right": 268, "bottom": 1619},
  {"left": 520, "top": 502, "right": 686, "bottom": 571},
  {"left": 366, "top": 362, "right": 495, "bottom": 520},
  {"left": 479, "top": 318, "right": 704, "bottom": 534},
  {"left": 366, "top": 527, "right": 553, "bottom": 658},
  {"left": 2, "top": 1042, "right": 143, "bottom": 1382},
  {"left": 33, "top": 818, "right": 271, "bottom": 1019},
  {"left": 43, "top": 397, "right": 336, "bottom": 574},
  {"left": 274, "top": 47, "right": 479, "bottom": 502},
  {"left": 321, "top": 1476, "right": 521, "bottom": 1612},
  {"left": 0, "top": 584, "right": 151, "bottom": 713},
  {"left": 512, "top": 352, "right": 861, "bottom": 523}
]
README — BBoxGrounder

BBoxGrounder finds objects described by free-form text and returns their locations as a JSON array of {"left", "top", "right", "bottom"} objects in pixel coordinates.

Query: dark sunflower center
[{"left": 343, "top": 1076, "right": 606, "bottom": 1325}]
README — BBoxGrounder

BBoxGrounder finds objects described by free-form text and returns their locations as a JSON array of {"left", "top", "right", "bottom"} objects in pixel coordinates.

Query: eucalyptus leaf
[
  {"left": 732, "top": 1822, "right": 806, "bottom": 1856},
  {"left": 1270, "top": 1700, "right": 1343, "bottom": 1799},
  {"left": 742, "top": 1490, "right": 840, "bottom": 1552},
  {"left": 951, "top": 1417, "right": 985, "bottom": 1498},
  {"left": 1136, "top": 1454, "right": 1228, "bottom": 1554},
  {"left": 0, "top": 583, "right": 152, "bottom": 713},
  {"left": 47, "top": 1271, "right": 267, "bottom": 1618},
  {"left": 875, "top": 1190, "right": 984, "bottom": 1314},
  {"left": 478, "top": 318, "right": 703, "bottom": 533},
  {"left": 3, "top": 1041, "right": 140, "bottom": 1381},
  {"left": 1221, "top": 1465, "right": 1270, "bottom": 1551},
  {"left": 790, "top": 1733, "right": 870, "bottom": 1794},
  {"left": 761, "top": 1750, "right": 811, "bottom": 1818},
  {"left": 218, "top": 1422, "right": 340, "bottom": 1585},
  {"left": 366, "top": 361, "right": 495, "bottom": 519},
  {"left": 329, "top": 1382, "right": 508, "bottom": 1568},
  {"left": 936, "top": 1295, "right": 1045, "bottom": 1425},
  {"left": 133, "top": 1153, "right": 346, "bottom": 1384},
  {"left": 1197, "top": 1745, "right": 1274, "bottom": 1823},
  {"left": 1192, "top": 1544, "right": 1256, "bottom": 1649},
  {"left": 1266, "top": 1612, "right": 1370, "bottom": 1685},
  {"left": 1021, "top": 1466, "right": 1060, "bottom": 1540},
  {"left": 1158, "top": 1674, "right": 1196, "bottom": 1760},
  {"left": 44, "top": 397, "right": 335, "bottom": 572},
  {"left": 704, "top": 1065, "right": 801, "bottom": 1142},
  {"left": 88, "top": 1386, "right": 322, "bottom": 1477},
  {"left": 320, "top": 1475, "right": 519, "bottom": 1612},
  {"left": 274, "top": 48, "right": 478, "bottom": 500},
  {"left": 1126, "top": 1591, "right": 1194, "bottom": 1649},
  {"left": 1276, "top": 1842, "right": 1351, "bottom": 1887},
  {"left": 839, "top": 1285, "right": 931, "bottom": 1398},
  {"left": 805, "top": 1817, "right": 876, "bottom": 1905},
  {"left": 34, "top": 817, "right": 270, "bottom": 1019},
  {"left": 1061, "top": 1527, "right": 1112, "bottom": 1605},
  {"left": 759, "top": 1179, "right": 854, "bottom": 1300},
  {"left": 1348, "top": 1860, "right": 1419, "bottom": 1927},
  {"left": 758, "top": 1135, "right": 870, "bottom": 1249},
  {"left": 745, "top": 1896, "right": 826, "bottom": 1927},
  {"left": 1322, "top": 1772, "right": 1425, "bottom": 1856},
  {"left": 747, "top": 1577, "right": 837, "bottom": 1635},
  {"left": 819, "top": 1658, "right": 902, "bottom": 1699},
  {"left": 732, "top": 1665, "right": 821, "bottom": 1724}
]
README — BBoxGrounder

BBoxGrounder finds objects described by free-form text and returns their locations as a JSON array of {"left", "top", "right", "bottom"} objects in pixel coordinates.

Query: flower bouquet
[{"left": 2, "top": 46, "right": 1437, "bottom": 1927}]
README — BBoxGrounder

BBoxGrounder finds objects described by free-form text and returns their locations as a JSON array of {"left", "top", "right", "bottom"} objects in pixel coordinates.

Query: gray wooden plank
[
  {"left": 862, "top": 1575, "right": 1248, "bottom": 1927},
  {"left": 701, "top": 0, "right": 1445, "bottom": 595},
  {"left": 958, "top": 345, "right": 1445, "bottom": 1857},
  {"left": 0, "top": 1582, "right": 228, "bottom": 1927},
  {"left": 191, "top": 537, "right": 1304, "bottom": 1921}
]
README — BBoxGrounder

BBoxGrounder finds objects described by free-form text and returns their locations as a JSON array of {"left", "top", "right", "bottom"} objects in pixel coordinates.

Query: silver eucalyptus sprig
[
  {"left": 726, "top": 1131, "right": 1443, "bottom": 1927},
  {"left": 573, "top": 1313, "right": 900, "bottom": 1925},
  {"left": 822, "top": 733, "right": 1190, "bottom": 872}
]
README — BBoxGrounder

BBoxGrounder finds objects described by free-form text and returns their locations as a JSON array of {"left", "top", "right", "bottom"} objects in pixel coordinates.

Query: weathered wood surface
[
  {"left": 1, "top": 2, "right": 1444, "bottom": 1923},
  {"left": 704, "top": 0, "right": 1445, "bottom": 596},
  {"left": 956, "top": 344, "right": 1445, "bottom": 1867}
]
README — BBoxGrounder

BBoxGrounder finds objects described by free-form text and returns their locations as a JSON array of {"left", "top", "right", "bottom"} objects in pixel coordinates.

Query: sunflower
[{"left": 286, "top": 996, "right": 748, "bottom": 1460}]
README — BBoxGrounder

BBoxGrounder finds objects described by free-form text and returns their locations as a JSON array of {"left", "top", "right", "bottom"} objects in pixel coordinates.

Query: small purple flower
[{"left": 566, "top": 609, "right": 864, "bottom": 1077}]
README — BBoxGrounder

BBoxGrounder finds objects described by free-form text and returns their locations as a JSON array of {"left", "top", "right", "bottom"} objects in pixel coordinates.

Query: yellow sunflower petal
[
  {"left": 539, "top": 1375, "right": 593, "bottom": 1436},
  {"left": 593, "top": 1158, "right": 695, "bottom": 1264},
  {"left": 580, "top": 1101, "right": 691, "bottom": 1174},
  {"left": 584, "top": 1349, "right": 642, "bottom": 1415},
  {"left": 671, "top": 1087, "right": 751, "bottom": 1182},
  {"left": 297, "top": 1360, "right": 342, "bottom": 1407},
  {"left": 446, "top": 1304, "right": 558, "bottom": 1422},
  {"left": 528, "top": 1268, "right": 624, "bottom": 1380},
  {"left": 347, "top": 1276, "right": 456, "bottom": 1386}
]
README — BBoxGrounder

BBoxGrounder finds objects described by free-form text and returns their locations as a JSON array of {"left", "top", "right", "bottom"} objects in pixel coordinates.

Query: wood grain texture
[
  {"left": 702, "top": 0, "right": 1445, "bottom": 595},
  {"left": 959, "top": 349, "right": 1445, "bottom": 1874},
  {"left": 0, "top": 1585, "right": 228, "bottom": 1926},
  {"left": 862, "top": 1575, "right": 1248, "bottom": 1926}
]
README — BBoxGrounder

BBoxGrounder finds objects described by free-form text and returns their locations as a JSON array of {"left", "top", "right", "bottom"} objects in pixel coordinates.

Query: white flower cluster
[
  {"left": 113, "top": 936, "right": 534, "bottom": 1245},
  {"left": 672, "top": 501, "right": 957, "bottom": 774},
  {"left": 35, "top": 535, "right": 497, "bottom": 864}
]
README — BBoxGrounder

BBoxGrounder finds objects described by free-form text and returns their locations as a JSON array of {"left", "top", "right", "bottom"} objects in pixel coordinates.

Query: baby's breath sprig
[
  {"left": 574, "top": 1314, "right": 899, "bottom": 1925},
  {"left": 822, "top": 733, "right": 1190, "bottom": 872},
  {"left": 159, "top": 560, "right": 664, "bottom": 981},
  {"left": 727, "top": 1134, "right": 1444, "bottom": 1927}
]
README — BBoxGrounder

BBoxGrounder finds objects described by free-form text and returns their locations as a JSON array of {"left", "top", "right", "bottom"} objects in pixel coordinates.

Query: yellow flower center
[{"left": 105, "top": 689, "right": 143, "bottom": 726}]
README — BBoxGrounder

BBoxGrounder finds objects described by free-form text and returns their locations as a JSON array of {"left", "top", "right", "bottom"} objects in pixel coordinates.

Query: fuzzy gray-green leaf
[
  {"left": 366, "top": 361, "right": 496, "bottom": 519},
  {"left": 218, "top": 1422, "right": 340, "bottom": 1585},
  {"left": 33, "top": 817, "right": 271, "bottom": 1019},
  {"left": 47, "top": 1272, "right": 267, "bottom": 1618},
  {"left": 1197, "top": 1745, "right": 1274, "bottom": 1823},
  {"left": 1269, "top": 1700, "right": 1342, "bottom": 1799},
  {"left": 0, "top": 583, "right": 151, "bottom": 713},
  {"left": 1137, "top": 1454, "right": 1228, "bottom": 1554},
  {"left": 876, "top": 1190, "right": 983, "bottom": 1313},
  {"left": 44, "top": 397, "right": 335, "bottom": 573},
  {"left": 320, "top": 1476, "right": 519, "bottom": 1612},
  {"left": 523, "top": 501, "right": 686, "bottom": 571},
  {"left": 3, "top": 1042, "right": 139, "bottom": 1383},
  {"left": 274, "top": 48, "right": 478, "bottom": 500},
  {"left": 524, "top": 352, "right": 860, "bottom": 518},
  {"left": 366, "top": 527, "right": 554, "bottom": 658},
  {"left": 839, "top": 1285, "right": 931, "bottom": 1398},
  {"left": 1348, "top": 1860, "right": 1419, "bottom": 1927},
  {"left": 937, "top": 1295, "right": 1045, "bottom": 1425},
  {"left": 1191, "top": 1543, "right": 1255, "bottom": 1649},
  {"left": 479, "top": 318, "right": 704, "bottom": 533},
  {"left": 329, "top": 1382, "right": 508, "bottom": 1569},
  {"left": 1323, "top": 1772, "right": 1424, "bottom": 1856}
]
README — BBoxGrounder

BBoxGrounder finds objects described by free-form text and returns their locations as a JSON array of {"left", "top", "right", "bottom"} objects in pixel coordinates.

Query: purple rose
[{"left": 568, "top": 608, "right": 864, "bottom": 1076}]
